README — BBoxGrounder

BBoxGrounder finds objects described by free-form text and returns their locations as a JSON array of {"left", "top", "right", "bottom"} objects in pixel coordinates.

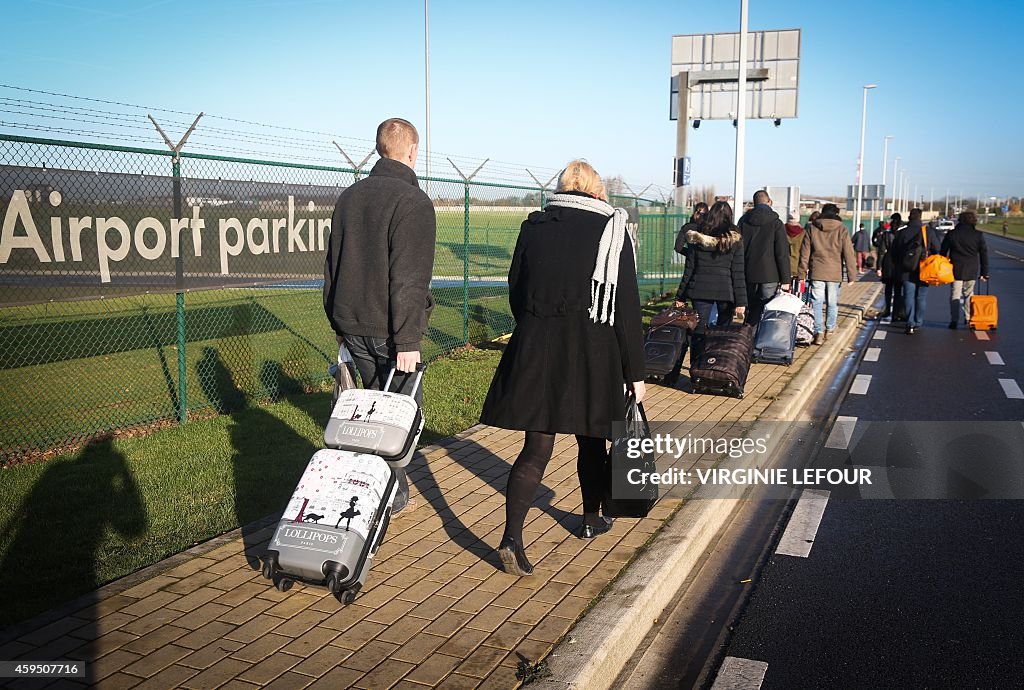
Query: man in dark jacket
[
  {"left": 737, "top": 189, "right": 790, "bottom": 324},
  {"left": 940, "top": 209, "right": 989, "bottom": 328},
  {"left": 892, "top": 208, "right": 941, "bottom": 334},
  {"left": 324, "top": 117, "right": 436, "bottom": 512},
  {"left": 874, "top": 216, "right": 900, "bottom": 319}
]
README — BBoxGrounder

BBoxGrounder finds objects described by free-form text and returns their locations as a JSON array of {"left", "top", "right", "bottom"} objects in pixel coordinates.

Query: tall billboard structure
[{"left": 671, "top": 28, "right": 801, "bottom": 208}]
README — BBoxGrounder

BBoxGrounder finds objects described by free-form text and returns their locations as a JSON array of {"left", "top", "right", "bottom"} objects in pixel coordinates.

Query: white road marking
[
  {"left": 825, "top": 416, "right": 858, "bottom": 450},
  {"left": 986, "top": 351, "right": 1005, "bottom": 366},
  {"left": 776, "top": 489, "right": 831, "bottom": 558},
  {"left": 994, "top": 250, "right": 1024, "bottom": 261},
  {"left": 999, "top": 379, "right": 1024, "bottom": 399},
  {"left": 864, "top": 347, "right": 881, "bottom": 362},
  {"left": 975, "top": 331, "right": 991, "bottom": 341},
  {"left": 711, "top": 657, "right": 769, "bottom": 690},
  {"left": 850, "top": 374, "right": 872, "bottom": 395},
  {"left": 872, "top": 330, "right": 887, "bottom": 340}
]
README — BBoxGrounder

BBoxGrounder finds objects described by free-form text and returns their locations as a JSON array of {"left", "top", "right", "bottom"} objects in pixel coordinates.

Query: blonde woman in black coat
[
  {"left": 480, "top": 160, "right": 646, "bottom": 576},
  {"left": 674, "top": 201, "right": 747, "bottom": 363}
]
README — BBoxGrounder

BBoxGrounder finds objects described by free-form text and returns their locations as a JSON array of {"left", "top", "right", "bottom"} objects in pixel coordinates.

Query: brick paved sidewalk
[{"left": 0, "top": 283, "right": 881, "bottom": 690}]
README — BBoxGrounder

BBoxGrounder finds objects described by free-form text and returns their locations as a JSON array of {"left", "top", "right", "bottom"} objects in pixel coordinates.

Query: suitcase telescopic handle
[{"left": 383, "top": 362, "right": 427, "bottom": 396}]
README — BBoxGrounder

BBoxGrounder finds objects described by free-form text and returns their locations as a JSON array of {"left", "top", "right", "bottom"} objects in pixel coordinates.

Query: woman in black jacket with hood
[{"left": 674, "top": 201, "right": 747, "bottom": 363}]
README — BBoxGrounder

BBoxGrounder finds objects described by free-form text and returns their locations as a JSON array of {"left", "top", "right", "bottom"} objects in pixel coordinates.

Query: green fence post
[
  {"left": 662, "top": 204, "right": 669, "bottom": 295},
  {"left": 463, "top": 182, "right": 470, "bottom": 345},
  {"left": 172, "top": 155, "right": 187, "bottom": 423}
]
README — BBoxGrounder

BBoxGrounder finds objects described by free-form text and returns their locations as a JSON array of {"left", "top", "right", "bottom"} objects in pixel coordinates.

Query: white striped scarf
[{"left": 545, "top": 193, "right": 631, "bottom": 325}]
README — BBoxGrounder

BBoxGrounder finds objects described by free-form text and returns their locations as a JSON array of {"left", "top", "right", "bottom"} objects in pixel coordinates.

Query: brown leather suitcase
[{"left": 690, "top": 323, "right": 755, "bottom": 398}]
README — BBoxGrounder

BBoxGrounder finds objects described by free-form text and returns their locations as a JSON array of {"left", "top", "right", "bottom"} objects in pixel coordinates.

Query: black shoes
[
  {"left": 948, "top": 322, "right": 957, "bottom": 329},
  {"left": 905, "top": 326, "right": 918, "bottom": 335},
  {"left": 578, "top": 516, "right": 614, "bottom": 539},
  {"left": 497, "top": 536, "right": 534, "bottom": 576}
]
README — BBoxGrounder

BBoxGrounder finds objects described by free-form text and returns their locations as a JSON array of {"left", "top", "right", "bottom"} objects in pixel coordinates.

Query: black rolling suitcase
[
  {"left": 643, "top": 306, "right": 698, "bottom": 379},
  {"left": 752, "top": 292, "right": 802, "bottom": 365},
  {"left": 644, "top": 325, "right": 687, "bottom": 378},
  {"left": 690, "top": 323, "right": 755, "bottom": 398}
]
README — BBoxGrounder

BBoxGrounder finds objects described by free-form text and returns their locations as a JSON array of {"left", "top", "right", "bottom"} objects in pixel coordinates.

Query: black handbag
[{"left": 605, "top": 394, "right": 658, "bottom": 518}]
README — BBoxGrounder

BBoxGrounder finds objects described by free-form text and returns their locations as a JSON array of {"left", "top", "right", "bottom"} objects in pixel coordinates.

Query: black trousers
[{"left": 503, "top": 433, "right": 609, "bottom": 546}]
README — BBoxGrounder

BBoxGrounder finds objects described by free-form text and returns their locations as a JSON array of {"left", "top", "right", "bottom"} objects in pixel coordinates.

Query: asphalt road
[{"left": 716, "top": 234, "right": 1024, "bottom": 688}]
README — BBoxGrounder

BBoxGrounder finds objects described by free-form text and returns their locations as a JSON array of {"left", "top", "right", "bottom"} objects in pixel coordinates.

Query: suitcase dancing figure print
[{"left": 263, "top": 364, "right": 425, "bottom": 604}]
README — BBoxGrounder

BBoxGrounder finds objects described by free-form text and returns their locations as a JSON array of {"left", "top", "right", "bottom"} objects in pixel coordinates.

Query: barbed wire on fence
[{"left": 0, "top": 83, "right": 673, "bottom": 199}]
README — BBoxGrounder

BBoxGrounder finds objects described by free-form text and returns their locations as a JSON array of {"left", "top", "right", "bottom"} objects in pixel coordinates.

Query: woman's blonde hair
[{"left": 556, "top": 159, "right": 608, "bottom": 202}]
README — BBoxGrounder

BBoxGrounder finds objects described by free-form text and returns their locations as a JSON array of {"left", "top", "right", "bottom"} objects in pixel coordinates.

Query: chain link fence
[{"left": 0, "top": 134, "right": 685, "bottom": 463}]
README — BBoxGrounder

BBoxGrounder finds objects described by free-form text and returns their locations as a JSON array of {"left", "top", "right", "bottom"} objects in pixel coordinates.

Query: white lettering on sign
[
  {"left": 0, "top": 191, "right": 51, "bottom": 263},
  {"left": 0, "top": 193, "right": 332, "bottom": 282}
]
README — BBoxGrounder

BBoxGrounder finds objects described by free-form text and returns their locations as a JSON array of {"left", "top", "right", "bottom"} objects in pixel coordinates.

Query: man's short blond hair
[
  {"left": 376, "top": 118, "right": 419, "bottom": 159},
  {"left": 556, "top": 159, "right": 608, "bottom": 202}
]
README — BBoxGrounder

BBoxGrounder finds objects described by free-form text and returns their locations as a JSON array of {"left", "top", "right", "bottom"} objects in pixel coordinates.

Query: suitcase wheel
[
  {"left": 337, "top": 583, "right": 361, "bottom": 605},
  {"left": 326, "top": 571, "right": 342, "bottom": 595},
  {"left": 274, "top": 576, "right": 293, "bottom": 592},
  {"left": 261, "top": 552, "right": 279, "bottom": 581}
]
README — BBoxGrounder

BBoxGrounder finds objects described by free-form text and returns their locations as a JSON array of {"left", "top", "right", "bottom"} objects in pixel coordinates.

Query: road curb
[{"left": 533, "top": 283, "right": 883, "bottom": 690}]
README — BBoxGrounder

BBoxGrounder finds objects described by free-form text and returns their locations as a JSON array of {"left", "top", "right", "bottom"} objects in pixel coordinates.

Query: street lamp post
[
  {"left": 891, "top": 156, "right": 900, "bottom": 219},
  {"left": 853, "top": 84, "right": 877, "bottom": 238},
  {"left": 896, "top": 170, "right": 904, "bottom": 215},
  {"left": 424, "top": 0, "right": 431, "bottom": 186},
  {"left": 878, "top": 135, "right": 893, "bottom": 229},
  {"left": 733, "top": 0, "right": 749, "bottom": 208}
]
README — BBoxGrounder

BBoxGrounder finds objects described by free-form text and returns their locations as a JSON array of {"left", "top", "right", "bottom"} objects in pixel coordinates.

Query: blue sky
[{"left": 3, "top": 0, "right": 1021, "bottom": 200}]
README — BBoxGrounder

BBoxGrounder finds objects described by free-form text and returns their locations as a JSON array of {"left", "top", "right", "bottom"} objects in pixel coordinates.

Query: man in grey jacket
[{"left": 324, "top": 118, "right": 436, "bottom": 512}]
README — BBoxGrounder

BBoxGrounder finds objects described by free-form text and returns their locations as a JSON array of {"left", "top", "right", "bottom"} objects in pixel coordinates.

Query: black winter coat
[
  {"left": 892, "top": 221, "right": 941, "bottom": 285},
  {"left": 738, "top": 205, "right": 790, "bottom": 284},
  {"left": 480, "top": 203, "right": 645, "bottom": 439},
  {"left": 940, "top": 223, "right": 989, "bottom": 280},
  {"left": 324, "top": 158, "right": 436, "bottom": 351},
  {"left": 675, "top": 228, "right": 747, "bottom": 306},
  {"left": 877, "top": 226, "right": 899, "bottom": 284}
]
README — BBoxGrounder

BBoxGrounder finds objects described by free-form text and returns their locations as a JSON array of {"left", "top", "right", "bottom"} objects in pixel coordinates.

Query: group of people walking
[
  {"left": 674, "top": 193, "right": 856, "bottom": 349},
  {"left": 873, "top": 209, "right": 989, "bottom": 332},
  {"left": 324, "top": 125, "right": 646, "bottom": 577},
  {"left": 322, "top": 117, "right": 993, "bottom": 580}
]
